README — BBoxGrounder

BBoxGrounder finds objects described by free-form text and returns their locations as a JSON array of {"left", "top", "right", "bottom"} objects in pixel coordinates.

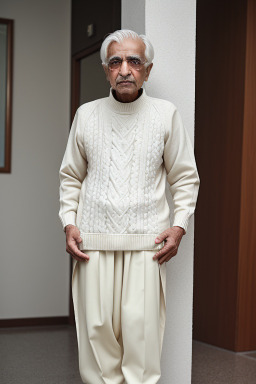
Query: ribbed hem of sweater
[{"left": 78, "top": 232, "right": 165, "bottom": 251}]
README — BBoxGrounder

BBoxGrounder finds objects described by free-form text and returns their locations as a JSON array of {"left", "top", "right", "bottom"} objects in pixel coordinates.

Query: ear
[
  {"left": 144, "top": 63, "right": 153, "bottom": 81},
  {"left": 102, "top": 64, "right": 110, "bottom": 81}
]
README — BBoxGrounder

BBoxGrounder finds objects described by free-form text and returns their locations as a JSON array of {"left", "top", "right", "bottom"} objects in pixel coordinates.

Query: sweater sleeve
[
  {"left": 163, "top": 107, "right": 200, "bottom": 234},
  {"left": 59, "top": 109, "right": 88, "bottom": 230}
]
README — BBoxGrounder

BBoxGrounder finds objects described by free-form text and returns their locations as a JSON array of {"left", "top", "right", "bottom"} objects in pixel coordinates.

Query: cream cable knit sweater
[{"left": 59, "top": 87, "right": 200, "bottom": 251}]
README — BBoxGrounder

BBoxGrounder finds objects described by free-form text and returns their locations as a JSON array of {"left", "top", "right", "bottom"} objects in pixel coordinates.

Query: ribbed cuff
[
  {"left": 172, "top": 212, "right": 191, "bottom": 234},
  {"left": 59, "top": 211, "right": 77, "bottom": 231}
]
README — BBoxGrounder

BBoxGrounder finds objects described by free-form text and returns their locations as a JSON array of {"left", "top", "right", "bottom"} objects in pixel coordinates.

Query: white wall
[
  {"left": 0, "top": 0, "right": 71, "bottom": 318},
  {"left": 122, "top": 1, "right": 197, "bottom": 383},
  {"left": 121, "top": 0, "right": 145, "bottom": 35}
]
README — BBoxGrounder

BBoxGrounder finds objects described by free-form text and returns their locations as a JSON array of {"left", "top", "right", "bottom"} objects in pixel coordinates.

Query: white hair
[{"left": 100, "top": 29, "right": 154, "bottom": 67}]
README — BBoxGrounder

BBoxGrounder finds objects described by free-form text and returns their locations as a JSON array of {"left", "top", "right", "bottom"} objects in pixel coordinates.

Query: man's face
[{"left": 103, "top": 38, "right": 153, "bottom": 102}]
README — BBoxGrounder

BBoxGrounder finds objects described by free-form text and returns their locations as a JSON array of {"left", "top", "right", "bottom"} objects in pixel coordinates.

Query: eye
[
  {"left": 129, "top": 58, "right": 141, "bottom": 66},
  {"left": 109, "top": 59, "right": 121, "bottom": 66}
]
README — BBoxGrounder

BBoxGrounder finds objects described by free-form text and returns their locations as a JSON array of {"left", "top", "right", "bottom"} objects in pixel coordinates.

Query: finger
[
  {"left": 158, "top": 252, "right": 174, "bottom": 264},
  {"left": 155, "top": 233, "right": 168, "bottom": 244},
  {"left": 67, "top": 243, "right": 90, "bottom": 261},
  {"left": 153, "top": 248, "right": 167, "bottom": 260},
  {"left": 153, "top": 249, "right": 168, "bottom": 261},
  {"left": 73, "top": 249, "right": 90, "bottom": 261},
  {"left": 70, "top": 251, "right": 89, "bottom": 262},
  {"left": 73, "top": 254, "right": 89, "bottom": 262},
  {"left": 70, "top": 253, "right": 86, "bottom": 262},
  {"left": 67, "top": 238, "right": 87, "bottom": 256},
  {"left": 66, "top": 247, "right": 86, "bottom": 262},
  {"left": 68, "top": 235, "right": 82, "bottom": 245},
  {"left": 157, "top": 249, "right": 176, "bottom": 264},
  {"left": 153, "top": 243, "right": 175, "bottom": 260}
]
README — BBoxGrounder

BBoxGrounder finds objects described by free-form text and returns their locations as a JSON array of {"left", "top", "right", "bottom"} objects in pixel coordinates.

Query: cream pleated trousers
[{"left": 72, "top": 250, "right": 167, "bottom": 384}]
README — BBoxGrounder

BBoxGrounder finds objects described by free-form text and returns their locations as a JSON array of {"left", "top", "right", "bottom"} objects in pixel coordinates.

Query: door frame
[
  {"left": 71, "top": 41, "right": 103, "bottom": 120},
  {"left": 69, "top": 41, "right": 103, "bottom": 324}
]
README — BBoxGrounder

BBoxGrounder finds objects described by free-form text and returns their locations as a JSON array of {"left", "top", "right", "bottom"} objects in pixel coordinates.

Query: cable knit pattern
[
  {"left": 59, "top": 87, "right": 200, "bottom": 251},
  {"left": 106, "top": 113, "right": 139, "bottom": 233}
]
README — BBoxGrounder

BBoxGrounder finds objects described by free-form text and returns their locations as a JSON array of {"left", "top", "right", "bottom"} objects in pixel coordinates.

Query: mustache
[{"left": 116, "top": 78, "right": 135, "bottom": 84}]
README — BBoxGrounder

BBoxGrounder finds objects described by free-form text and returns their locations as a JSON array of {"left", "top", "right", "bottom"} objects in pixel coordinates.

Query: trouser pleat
[{"left": 72, "top": 249, "right": 166, "bottom": 384}]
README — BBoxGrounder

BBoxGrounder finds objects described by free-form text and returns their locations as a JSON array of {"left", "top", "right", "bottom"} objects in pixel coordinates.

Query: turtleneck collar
[{"left": 105, "top": 87, "right": 148, "bottom": 114}]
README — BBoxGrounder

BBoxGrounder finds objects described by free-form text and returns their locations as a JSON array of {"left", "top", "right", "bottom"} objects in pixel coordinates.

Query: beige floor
[{"left": 0, "top": 325, "right": 256, "bottom": 383}]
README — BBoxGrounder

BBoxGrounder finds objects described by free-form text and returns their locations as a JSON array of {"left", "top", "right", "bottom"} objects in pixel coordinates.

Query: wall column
[{"left": 122, "top": 1, "right": 197, "bottom": 382}]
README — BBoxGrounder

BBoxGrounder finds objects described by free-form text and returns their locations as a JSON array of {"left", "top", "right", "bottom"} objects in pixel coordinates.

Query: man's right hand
[{"left": 65, "top": 224, "right": 89, "bottom": 262}]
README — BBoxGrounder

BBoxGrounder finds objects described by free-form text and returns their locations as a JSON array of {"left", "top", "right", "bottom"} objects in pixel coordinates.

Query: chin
[{"left": 116, "top": 85, "right": 137, "bottom": 93}]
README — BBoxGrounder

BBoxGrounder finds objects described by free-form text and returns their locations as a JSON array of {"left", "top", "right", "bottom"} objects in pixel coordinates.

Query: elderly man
[{"left": 59, "top": 29, "right": 199, "bottom": 384}]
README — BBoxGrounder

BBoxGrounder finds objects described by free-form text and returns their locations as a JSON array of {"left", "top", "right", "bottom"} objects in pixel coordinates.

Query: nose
[{"left": 119, "top": 60, "right": 131, "bottom": 76}]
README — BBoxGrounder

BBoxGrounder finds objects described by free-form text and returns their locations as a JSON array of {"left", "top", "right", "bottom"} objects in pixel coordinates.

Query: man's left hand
[{"left": 153, "top": 226, "right": 185, "bottom": 264}]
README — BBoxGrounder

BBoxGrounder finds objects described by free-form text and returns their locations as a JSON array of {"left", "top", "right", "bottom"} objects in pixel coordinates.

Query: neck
[
  {"left": 113, "top": 89, "right": 142, "bottom": 103},
  {"left": 106, "top": 87, "right": 147, "bottom": 114}
]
